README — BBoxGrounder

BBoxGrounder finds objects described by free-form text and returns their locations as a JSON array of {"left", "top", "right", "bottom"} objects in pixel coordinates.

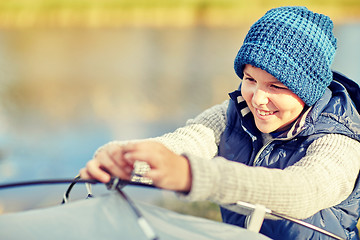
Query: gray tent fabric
[{"left": 0, "top": 192, "right": 270, "bottom": 240}]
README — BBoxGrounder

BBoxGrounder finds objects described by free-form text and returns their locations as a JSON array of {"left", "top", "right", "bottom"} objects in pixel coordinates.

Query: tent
[{"left": 0, "top": 190, "right": 270, "bottom": 240}]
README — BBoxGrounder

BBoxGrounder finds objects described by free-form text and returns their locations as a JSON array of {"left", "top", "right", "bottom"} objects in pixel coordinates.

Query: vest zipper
[
  {"left": 252, "top": 136, "right": 294, "bottom": 166},
  {"left": 252, "top": 139, "right": 274, "bottom": 166}
]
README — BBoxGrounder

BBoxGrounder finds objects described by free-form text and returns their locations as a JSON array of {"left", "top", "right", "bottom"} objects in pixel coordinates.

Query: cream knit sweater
[{"left": 101, "top": 100, "right": 360, "bottom": 219}]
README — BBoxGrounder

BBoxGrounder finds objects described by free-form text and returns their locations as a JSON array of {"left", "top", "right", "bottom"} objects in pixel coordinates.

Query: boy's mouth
[{"left": 256, "top": 109, "right": 276, "bottom": 116}]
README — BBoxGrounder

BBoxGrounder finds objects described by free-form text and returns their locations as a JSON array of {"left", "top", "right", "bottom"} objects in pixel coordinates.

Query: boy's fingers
[
  {"left": 144, "top": 169, "right": 160, "bottom": 183},
  {"left": 122, "top": 142, "right": 165, "bottom": 164},
  {"left": 121, "top": 143, "right": 139, "bottom": 153},
  {"left": 79, "top": 168, "right": 90, "bottom": 179},
  {"left": 85, "top": 159, "right": 111, "bottom": 183},
  {"left": 106, "top": 144, "right": 126, "bottom": 164},
  {"left": 123, "top": 151, "right": 157, "bottom": 167}
]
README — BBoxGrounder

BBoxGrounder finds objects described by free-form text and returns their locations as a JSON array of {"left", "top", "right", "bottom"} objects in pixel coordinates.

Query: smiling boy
[{"left": 81, "top": 6, "right": 360, "bottom": 239}]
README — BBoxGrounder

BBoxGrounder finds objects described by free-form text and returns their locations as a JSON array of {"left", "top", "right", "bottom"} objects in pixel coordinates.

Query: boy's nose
[{"left": 252, "top": 88, "right": 269, "bottom": 106}]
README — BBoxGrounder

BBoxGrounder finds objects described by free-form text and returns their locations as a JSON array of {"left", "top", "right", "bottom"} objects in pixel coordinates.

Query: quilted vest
[{"left": 218, "top": 72, "right": 360, "bottom": 239}]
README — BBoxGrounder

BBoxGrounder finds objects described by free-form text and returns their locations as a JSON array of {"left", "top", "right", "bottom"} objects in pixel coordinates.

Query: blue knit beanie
[{"left": 234, "top": 6, "right": 337, "bottom": 106}]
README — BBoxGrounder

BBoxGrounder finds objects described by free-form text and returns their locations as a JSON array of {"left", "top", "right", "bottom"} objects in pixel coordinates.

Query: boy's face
[{"left": 241, "top": 64, "right": 305, "bottom": 133}]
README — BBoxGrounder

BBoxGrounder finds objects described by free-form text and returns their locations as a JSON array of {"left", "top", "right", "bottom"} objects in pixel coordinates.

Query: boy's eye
[
  {"left": 244, "top": 77, "right": 255, "bottom": 82},
  {"left": 271, "top": 84, "right": 286, "bottom": 89}
]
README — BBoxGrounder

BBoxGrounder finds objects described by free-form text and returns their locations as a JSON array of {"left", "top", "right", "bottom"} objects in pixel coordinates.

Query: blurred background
[{"left": 0, "top": 0, "right": 359, "bottom": 220}]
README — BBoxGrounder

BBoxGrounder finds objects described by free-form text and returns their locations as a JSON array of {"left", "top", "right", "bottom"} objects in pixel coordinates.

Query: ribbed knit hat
[{"left": 234, "top": 6, "right": 337, "bottom": 106}]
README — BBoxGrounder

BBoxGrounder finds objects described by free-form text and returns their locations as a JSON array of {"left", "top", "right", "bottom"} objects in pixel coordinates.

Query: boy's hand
[
  {"left": 79, "top": 144, "right": 133, "bottom": 183},
  {"left": 80, "top": 141, "right": 192, "bottom": 192},
  {"left": 122, "top": 142, "right": 192, "bottom": 192}
]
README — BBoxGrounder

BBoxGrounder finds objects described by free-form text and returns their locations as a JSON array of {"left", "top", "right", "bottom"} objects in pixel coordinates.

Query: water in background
[{"left": 0, "top": 23, "right": 359, "bottom": 213}]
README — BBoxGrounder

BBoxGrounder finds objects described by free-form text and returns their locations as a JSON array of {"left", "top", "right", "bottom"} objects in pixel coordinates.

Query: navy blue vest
[{"left": 218, "top": 72, "right": 360, "bottom": 239}]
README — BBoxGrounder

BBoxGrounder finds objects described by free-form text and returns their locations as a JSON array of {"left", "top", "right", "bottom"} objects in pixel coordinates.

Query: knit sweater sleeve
[
  {"left": 152, "top": 100, "right": 228, "bottom": 157},
  {"left": 178, "top": 133, "right": 360, "bottom": 219}
]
